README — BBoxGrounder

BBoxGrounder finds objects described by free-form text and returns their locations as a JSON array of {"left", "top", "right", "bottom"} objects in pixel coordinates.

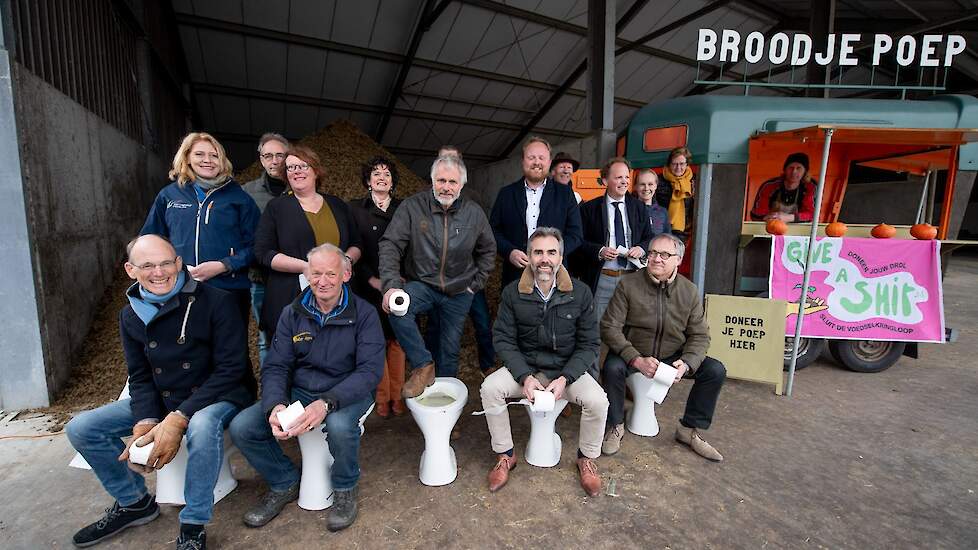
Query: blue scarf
[
  {"left": 300, "top": 284, "right": 349, "bottom": 327},
  {"left": 127, "top": 271, "right": 187, "bottom": 325}
]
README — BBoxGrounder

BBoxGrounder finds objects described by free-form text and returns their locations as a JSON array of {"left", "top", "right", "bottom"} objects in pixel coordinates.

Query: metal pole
[
  {"left": 915, "top": 170, "right": 931, "bottom": 224},
  {"left": 785, "top": 127, "right": 834, "bottom": 397},
  {"left": 692, "top": 163, "right": 713, "bottom": 295}
]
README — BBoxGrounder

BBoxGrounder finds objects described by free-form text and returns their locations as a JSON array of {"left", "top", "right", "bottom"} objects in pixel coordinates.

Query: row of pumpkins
[{"left": 766, "top": 220, "right": 939, "bottom": 240}]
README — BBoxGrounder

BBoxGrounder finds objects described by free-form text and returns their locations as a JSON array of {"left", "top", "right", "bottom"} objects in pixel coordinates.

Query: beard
[{"left": 432, "top": 187, "right": 457, "bottom": 208}]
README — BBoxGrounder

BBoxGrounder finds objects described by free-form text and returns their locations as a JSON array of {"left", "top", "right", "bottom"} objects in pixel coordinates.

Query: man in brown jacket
[{"left": 599, "top": 233, "right": 726, "bottom": 461}]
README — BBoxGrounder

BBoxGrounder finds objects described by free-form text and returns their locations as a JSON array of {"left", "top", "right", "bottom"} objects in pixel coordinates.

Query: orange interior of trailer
[{"left": 742, "top": 126, "right": 978, "bottom": 239}]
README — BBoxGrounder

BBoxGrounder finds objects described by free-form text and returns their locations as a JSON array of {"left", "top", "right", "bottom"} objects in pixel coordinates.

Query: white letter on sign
[
  {"left": 744, "top": 31, "right": 764, "bottom": 63},
  {"left": 872, "top": 34, "right": 892, "bottom": 66},
  {"left": 697, "top": 29, "right": 718, "bottom": 61},
  {"left": 790, "top": 33, "right": 812, "bottom": 65},
  {"left": 919, "top": 35, "right": 941, "bottom": 67},
  {"left": 896, "top": 35, "right": 916, "bottom": 67},
  {"left": 838, "top": 34, "right": 860, "bottom": 66},
  {"left": 815, "top": 35, "right": 836, "bottom": 66},
  {"left": 769, "top": 32, "right": 790, "bottom": 64},
  {"left": 944, "top": 35, "right": 966, "bottom": 67},
  {"left": 720, "top": 29, "right": 741, "bottom": 62}
]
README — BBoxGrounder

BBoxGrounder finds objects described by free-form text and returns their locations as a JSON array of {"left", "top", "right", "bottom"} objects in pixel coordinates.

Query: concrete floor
[{"left": 2, "top": 256, "right": 977, "bottom": 549}]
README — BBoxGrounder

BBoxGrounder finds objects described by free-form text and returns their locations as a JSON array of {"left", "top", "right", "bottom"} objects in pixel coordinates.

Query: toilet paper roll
[
  {"left": 276, "top": 400, "right": 306, "bottom": 432},
  {"left": 389, "top": 290, "right": 411, "bottom": 317},
  {"left": 530, "top": 390, "right": 556, "bottom": 413},
  {"left": 646, "top": 363, "right": 679, "bottom": 404},
  {"left": 128, "top": 438, "right": 155, "bottom": 466}
]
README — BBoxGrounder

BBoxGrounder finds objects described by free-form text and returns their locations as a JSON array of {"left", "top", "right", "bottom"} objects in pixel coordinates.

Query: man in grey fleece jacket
[{"left": 599, "top": 233, "right": 727, "bottom": 461}]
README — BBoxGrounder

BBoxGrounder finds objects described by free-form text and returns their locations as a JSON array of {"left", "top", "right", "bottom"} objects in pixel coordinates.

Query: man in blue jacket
[
  {"left": 229, "top": 243, "right": 385, "bottom": 532},
  {"left": 490, "top": 136, "right": 583, "bottom": 286},
  {"left": 66, "top": 234, "right": 256, "bottom": 550}
]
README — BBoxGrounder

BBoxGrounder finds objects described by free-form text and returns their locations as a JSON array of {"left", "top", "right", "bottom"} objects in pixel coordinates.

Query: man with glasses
[
  {"left": 599, "top": 233, "right": 726, "bottom": 461},
  {"left": 66, "top": 234, "right": 256, "bottom": 549},
  {"left": 243, "top": 133, "right": 291, "bottom": 362},
  {"left": 574, "top": 156, "right": 653, "bottom": 322}
]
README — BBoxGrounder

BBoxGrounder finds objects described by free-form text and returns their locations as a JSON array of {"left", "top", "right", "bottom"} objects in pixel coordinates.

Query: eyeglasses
[
  {"left": 669, "top": 161, "right": 688, "bottom": 167},
  {"left": 648, "top": 250, "right": 679, "bottom": 260},
  {"left": 131, "top": 259, "right": 179, "bottom": 271},
  {"left": 260, "top": 152, "right": 286, "bottom": 161},
  {"left": 286, "top": 163, "right": 311, "bottom": 172}
]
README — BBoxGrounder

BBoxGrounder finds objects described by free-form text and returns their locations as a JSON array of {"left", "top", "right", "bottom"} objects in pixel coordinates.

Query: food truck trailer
[{"left": 600, "top": 94, "right": 978, "bottom": 373}]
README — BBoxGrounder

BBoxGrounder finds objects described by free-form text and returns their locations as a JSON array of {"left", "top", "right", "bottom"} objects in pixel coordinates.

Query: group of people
[{"left": 64, "top": 129, "right": 776, "bottom": 549}]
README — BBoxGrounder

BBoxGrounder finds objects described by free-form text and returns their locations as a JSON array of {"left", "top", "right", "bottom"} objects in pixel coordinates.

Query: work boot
[
  {"left": 375, "top": 400, "right": 391, "bottom": 419},
  {"left": 487, "top": 453, "right": 518, "bottom": 492},
  {"left": 175, "top": 525, "right": 206, "bottom": 550},
  {"left": 327, "top": 487, "right": 359, "bottom": 532},
  {"left": 391, "top": 399, "right": 406, "bottom": 416},
  {"left": 602, "top": 423, "right": 625, "bottom": 455},
  {"left": 242, "top": 484, "right": 299, "bottom": 528},
  {"left": 401, "top": 363, "right": 435, "bottom": 399},
  {"left": 576, "top": 457, "right": 602, "bottom": 497},
  {"left": 675, "top": 426, "right": 724, "bottom": 462},
  {"left": 72, "top": 494, "right": 159, "bottom": 547}
]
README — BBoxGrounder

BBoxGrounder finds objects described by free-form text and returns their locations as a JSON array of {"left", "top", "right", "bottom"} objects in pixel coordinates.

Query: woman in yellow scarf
[{"left": 660, "top": 147, "right": 694, "bottom": 233}]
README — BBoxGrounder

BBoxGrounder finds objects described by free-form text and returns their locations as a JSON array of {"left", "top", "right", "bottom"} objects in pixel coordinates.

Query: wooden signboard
[{"left": 705, "top": 294, "right": 786, "bottom": 395}]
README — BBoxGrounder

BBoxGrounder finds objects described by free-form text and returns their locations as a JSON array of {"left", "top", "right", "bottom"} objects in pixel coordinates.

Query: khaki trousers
[{"left": 479, "top": 368, "right": 609, "bottom": 459}]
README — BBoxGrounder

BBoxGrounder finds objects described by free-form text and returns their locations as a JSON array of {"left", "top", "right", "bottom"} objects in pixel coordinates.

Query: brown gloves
[
  {"left": 129, "top": 412, "right": 189, "bottom": 470},
  {"left": 118, "top": 422, "right": 158, "bottom": 474}
]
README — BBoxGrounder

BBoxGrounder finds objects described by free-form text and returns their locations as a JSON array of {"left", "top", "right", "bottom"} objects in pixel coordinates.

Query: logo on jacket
[
  {"left": 292, "top": 332, "right": 314, "bottom": 343},
  {"left": 166, "top": 200, "right": 194, "bottom": 209}
]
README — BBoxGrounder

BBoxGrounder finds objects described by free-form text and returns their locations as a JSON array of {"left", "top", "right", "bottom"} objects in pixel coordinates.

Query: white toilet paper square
[
  {"left": 276, "top": 401, "right": 305, "bottom": 432},
  {"left": 128, "top": 439, "right": 155, "bottom": 466},
  {"left": 646, "top": 363, "right": 678, "bottom": 404},
  {"left": 529, "top": 390, "right": 555, "bottom": 413}
]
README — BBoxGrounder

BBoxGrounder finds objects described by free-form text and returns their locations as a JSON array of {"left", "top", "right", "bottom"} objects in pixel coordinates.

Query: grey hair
[
  {"left": 649, "top": 233, "right": 685, "bottom": 259},
  {"left": 257, "top": 132, "right": 290, "bottom": 152},
  {"left": 307, "top": 243, "right": 352, "bottom": 272},
  {"left": 430, "top": 154, "right": 467, "bottom": 187},
  {"left": 527, "top": 226, "right": 564, "bottom": 256}
]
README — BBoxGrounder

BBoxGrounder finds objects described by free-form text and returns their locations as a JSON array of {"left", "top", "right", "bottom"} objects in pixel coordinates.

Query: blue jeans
[
  {"left": 250, "top": 282, "right": 269, "bottom": 363},
  {"left": 424, "top": 289, "right": 494, "bottom": 372},
  {"left": 65, "top": 399, "right": 241, "bottom": 525},
  {"left": 229, "top": 388, "right": 373, "bottom": 492},
  {"left": 389, "top": 281, "right": 474, "bottom": 377}
]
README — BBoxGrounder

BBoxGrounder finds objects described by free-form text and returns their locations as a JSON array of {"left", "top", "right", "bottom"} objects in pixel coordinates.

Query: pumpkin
[
  {"left": 766, "top": 219, "right": 788, "bottom": 235},
  {"left": 871, "top": 223, "right": 896, "bottom": 239},
  {"left": 825, "top": 221, "right": 848, "bottom": 237},
  {"left": 910, "top": 223, "right": 937, "bottom": 240}
]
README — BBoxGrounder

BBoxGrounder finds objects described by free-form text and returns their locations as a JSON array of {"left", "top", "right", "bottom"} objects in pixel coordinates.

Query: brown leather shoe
[
  {"left": 401, "top": 363, "right": 436, "bottom": 399},
  {"left": 577, "top": 457, "right": 601, "bottom": 496},
  {"left": 375, "top": 401, "right": 390, "bottom": 419},
  {"left": 487, "top": 453, "right": 517, "bottom": 492},
  {"left": 391, "top": 399, "right": 406, "bottom": 416}
]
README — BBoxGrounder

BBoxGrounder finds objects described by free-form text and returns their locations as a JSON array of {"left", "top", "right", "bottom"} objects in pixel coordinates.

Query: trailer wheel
[
  {"left": 828, "top": 340, "right": 906, "bottom": 373},
  {"left": 783, "top": 337, "right": 825, "bottom": 371}
]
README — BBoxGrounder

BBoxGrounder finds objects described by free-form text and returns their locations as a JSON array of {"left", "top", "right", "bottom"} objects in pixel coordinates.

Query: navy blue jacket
[
  {"left": 489, "top": 177, "right": 583, "bottom": 285},
  {"left": 120, "top": 277, "right": 257, "bottom": 421},
  {"left": 261, "top": 287, "right": 385, "bottom": 416},
  {"left": 141, "top": 180, "right": 261, "bottom": 291},
  {"left": 572, "top": 193, "right": 655, "bottom": 291}
]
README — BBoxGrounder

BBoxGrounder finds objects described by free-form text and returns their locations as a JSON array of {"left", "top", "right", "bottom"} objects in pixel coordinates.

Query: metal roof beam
[
  {"left": 386, "top": 145, "right": 497, "bottom": 162},
  {"left": 191, "top": 83, "right": 589, "bottom": 138},
  {"left": 173, "top": 14, "right": 643, "bottom": 108}
]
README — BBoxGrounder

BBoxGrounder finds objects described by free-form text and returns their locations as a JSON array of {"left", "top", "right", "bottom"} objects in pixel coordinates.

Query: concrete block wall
[{"left": 10, "top": 65, "right": 168, "bottom": 405}]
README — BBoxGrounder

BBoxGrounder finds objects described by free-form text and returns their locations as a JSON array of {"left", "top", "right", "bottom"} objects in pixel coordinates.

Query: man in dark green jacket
[
  {"left": 600, "top": 233, "right": 726, "bottom": 461},
  {"left": 479, "top": 227, "right": 608, "bottom": 497}
]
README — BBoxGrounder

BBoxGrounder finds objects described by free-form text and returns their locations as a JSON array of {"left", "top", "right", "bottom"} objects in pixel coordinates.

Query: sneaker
[
  {"left": 72, "top": 495, "right": 159, "bottom": 547},
  {"left": 675, "top": 426, "right": 724, "bottom": 462},
  {"left": 327, "top": 487, "right": 359, "bottom": 532},
  {"left": 242, "top": 484, "right": 299, "bottom": 528},
  {"left": 602, "top": 423, "right": 625, "bottom": 455},
  {"left": 175, "top": 527, "right": 206, "bottom": 550}
]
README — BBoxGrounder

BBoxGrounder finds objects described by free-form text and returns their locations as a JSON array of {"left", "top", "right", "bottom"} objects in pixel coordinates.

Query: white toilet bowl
[
  {"left": 405, "top": 377, "right": 468, "bottom": 486},
  {"left": 69, "top": 380, "right": 238, "bottom": 505},
  {"left": 524, "top": 399, "right": 569, "bottom": 467},
  {"left": 295, "top": 403, "right": 374, "bottom": 511},
  {"left": 626, "top": 372, "right": 659, "bottom": 437}
]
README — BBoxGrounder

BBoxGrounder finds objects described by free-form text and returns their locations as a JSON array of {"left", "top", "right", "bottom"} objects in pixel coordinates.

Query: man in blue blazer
[{"left": 489, "top": 136, "right": 583, "bottom": 286}]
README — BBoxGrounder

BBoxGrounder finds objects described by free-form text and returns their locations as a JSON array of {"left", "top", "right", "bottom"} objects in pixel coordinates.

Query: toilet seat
[
  {"left": 405, "top": 377, "right": 468, "bottom": 486},
  {"left": 626, "top": 372, "right": 659, "bottom": 437},
  {"left": 523, "top": 399, "right": 569, "bottom": 467}
]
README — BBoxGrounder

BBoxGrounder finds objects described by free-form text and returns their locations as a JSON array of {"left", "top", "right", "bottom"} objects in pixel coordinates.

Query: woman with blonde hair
[
  {"left": 659, "top": 146, "right": 695, "bottom": 236},
  {"left": 141, "top": 132, "right": 261, "bottom": 323}
]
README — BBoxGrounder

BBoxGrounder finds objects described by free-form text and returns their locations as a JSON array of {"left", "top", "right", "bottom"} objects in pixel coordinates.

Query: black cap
[
  {"left": 550, "top": 151, "right": 580, "bottom": 172},
  {"left": 784, "top": 152, "right": 809, "bottom": 172}
]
